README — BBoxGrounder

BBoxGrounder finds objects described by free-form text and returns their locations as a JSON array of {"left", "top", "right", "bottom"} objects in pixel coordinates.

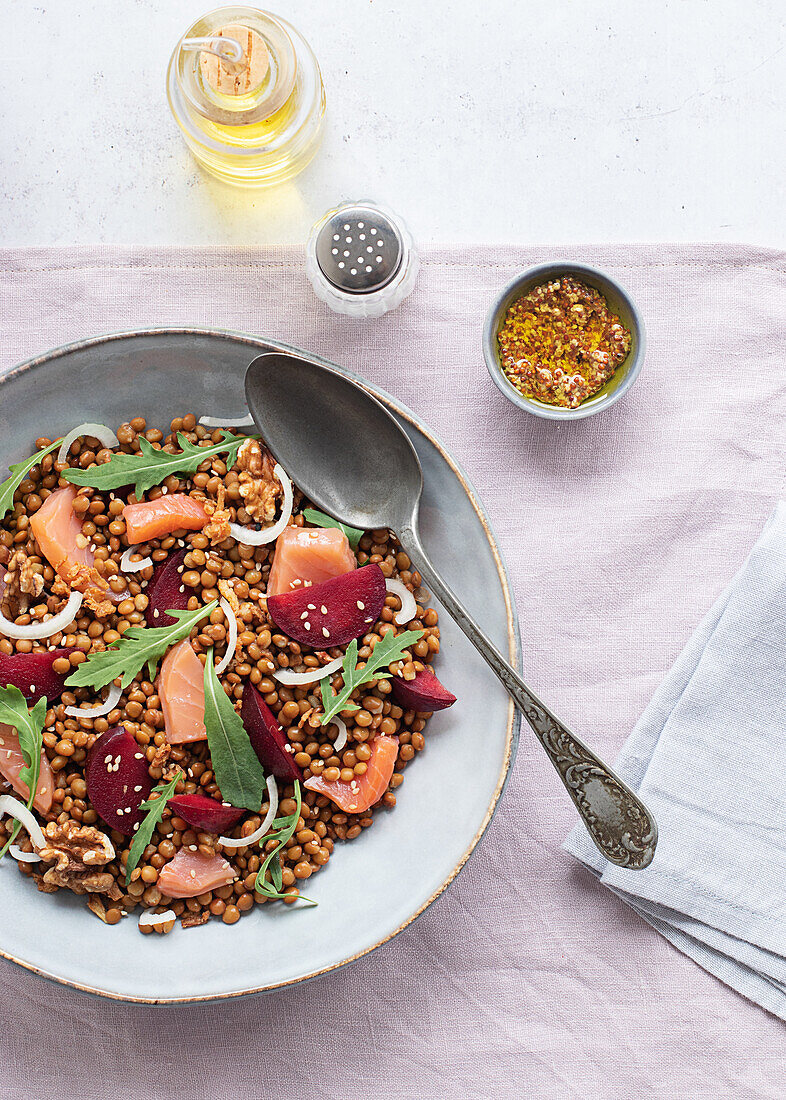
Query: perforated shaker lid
[{"left": 314, "top": 204, "right": 404, "bottom": 294}]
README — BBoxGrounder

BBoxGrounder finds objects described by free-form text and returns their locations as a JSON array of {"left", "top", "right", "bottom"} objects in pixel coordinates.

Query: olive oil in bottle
[{"left": 167, "top": 6, "right": 325, "bottom": 187}]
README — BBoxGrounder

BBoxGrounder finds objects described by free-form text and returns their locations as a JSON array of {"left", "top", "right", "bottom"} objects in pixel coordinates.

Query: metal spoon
[{"left": 245, "top": 351, "right": 657, "bottom": 868}]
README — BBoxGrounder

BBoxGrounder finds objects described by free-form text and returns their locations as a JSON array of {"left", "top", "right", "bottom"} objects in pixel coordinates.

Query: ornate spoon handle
[{"left": 401, "top": 527, "right": 657, "bottom": 869}]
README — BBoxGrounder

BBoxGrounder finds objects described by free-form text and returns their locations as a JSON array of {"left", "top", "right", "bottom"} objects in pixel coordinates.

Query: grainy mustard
[{"left": 497, "top": 276, "right": 631, "bottom": 408}]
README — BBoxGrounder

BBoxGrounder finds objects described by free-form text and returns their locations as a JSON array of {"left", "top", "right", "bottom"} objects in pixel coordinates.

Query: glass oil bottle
[{"left": 167, "top": 6, "right": 325, "bottom": 187}]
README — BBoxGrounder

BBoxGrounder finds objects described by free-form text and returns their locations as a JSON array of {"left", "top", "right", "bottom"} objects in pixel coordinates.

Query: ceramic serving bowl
[
  {"left": 482, "top": 262, "right": 646, "bottom": 421},
  {"left": 0, "top": 329, "right": 521, "bottom": 1003}
]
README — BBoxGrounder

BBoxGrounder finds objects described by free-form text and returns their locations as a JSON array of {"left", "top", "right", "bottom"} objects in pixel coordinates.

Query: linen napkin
[{"left": 564, "top": 502, "right": 786, "bottom": 1020}]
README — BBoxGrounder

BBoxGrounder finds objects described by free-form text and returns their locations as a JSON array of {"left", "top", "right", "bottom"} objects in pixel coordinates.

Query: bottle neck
[{"left": 175, "top": 8, "right": 298, "bottom": 127}]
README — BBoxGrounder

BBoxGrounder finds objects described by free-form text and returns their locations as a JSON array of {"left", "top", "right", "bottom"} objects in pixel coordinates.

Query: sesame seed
[
  {"left": 307, "top": 604, "right": 316, "bottom": 610},
  {"left": 365, "top": 617, "right": 373, "bottom": 623},
  {"left": 304, "top": 623, "right": 311, "bottom": 631},
  {"left": 153, "top": 609, "right": 160, "bottom": 619},
  {"left": 300, "top": 612, "right": 309, "bottom": 620},
  {"left": 322, "top": 628, "right": 330, "bottom": 638},
  {"left": 320, "top": 605, "right": 328, "bottom": 614},
  {"left": 179, "top": 585, "right": 185, "bottom": 593},
  {"left": 357, "top": 601, "right": 365, "bottom": 610}
]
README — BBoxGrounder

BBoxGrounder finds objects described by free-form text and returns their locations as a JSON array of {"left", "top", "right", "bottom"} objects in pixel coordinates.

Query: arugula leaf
[
  {"left": 203, "top": 649, "right": 267, "bottom": 811},
  {"left": 319, "top": 629, "right": 425, "bottom": 726},
  {"left": 63, "top": 430, "right": 246, "bottom": 499},
  {"left": 65, "top": 602, "right": 218, "bottom": 691},
  {"left": 301, "top": 508, "right": 364, "bottom": 550},
  {"left": 253, "top": 781, "right": 316, "bottom": 906},
  {"left": 125, "top": 770, "right": 183, "bottom": 885},
  {"left": 0, "top": 687, "right": 47, "bottom": 860},
  {"left": 0, "top": 440, "right": 61, "bottom": 521}
]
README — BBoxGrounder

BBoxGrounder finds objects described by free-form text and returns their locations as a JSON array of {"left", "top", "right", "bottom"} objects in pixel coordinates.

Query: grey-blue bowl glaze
[
  {"left": 482, "top": 262, "right": 646, "bottom": 421},
  {"left": 0, "top": 329, "right": 521, "bottom": 1003}
]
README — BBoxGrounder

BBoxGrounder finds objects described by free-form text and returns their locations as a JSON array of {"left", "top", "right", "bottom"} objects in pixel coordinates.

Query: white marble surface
[{"left": 3, "top": 0, "right": 786, "bottom": 247}]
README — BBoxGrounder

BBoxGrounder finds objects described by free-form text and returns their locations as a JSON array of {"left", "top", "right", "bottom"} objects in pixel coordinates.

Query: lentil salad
[{"left": 0, "top": 415, "right": 454, "bottom": 934}]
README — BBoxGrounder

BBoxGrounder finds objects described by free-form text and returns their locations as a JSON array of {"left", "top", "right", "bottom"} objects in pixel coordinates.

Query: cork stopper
[{"left": 200, "top": 24, "right": 270, "bottom": 97}]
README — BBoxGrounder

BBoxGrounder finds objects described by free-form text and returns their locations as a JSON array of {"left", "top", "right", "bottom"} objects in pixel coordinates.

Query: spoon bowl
[
  {"left": 246, "top": 351, "right": 658, "bottom": 869},
  {"left": 245, "top": 351, "right": 422, "bottom": 532}
]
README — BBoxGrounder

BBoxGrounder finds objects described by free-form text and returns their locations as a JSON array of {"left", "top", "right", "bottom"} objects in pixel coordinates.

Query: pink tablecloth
[{"left": 1, "top": 244, "right": 785, "bottom": 1098}]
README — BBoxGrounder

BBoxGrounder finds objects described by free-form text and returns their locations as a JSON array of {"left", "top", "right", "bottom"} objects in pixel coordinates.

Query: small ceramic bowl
[{"left": 482, "top": 262, "right": 646, "bottom": 421}]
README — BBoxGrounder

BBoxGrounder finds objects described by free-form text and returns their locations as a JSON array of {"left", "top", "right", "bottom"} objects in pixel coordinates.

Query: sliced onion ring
[
  {"left": 64, "top": 681, "right": 122, "bottom": 720},
  {"left": 138, "top": 908, "right": 177, "bottom": 929},
  {"left": 273, "top": 655, "right": 343, "bottom": 686},
  {"left": 119, "top": 546, "right": 153, "bottom": 573},
  {"left": 9, "top": 845, "right": 41, "bottom": 863},
  {"left": 0, "top": 590, "right": 83, "bottom": 640},
  {"left": 57, "top": 422, "right": 119, "bottom": 465},
  {"left": 219, "top": 776, "right": 279, "bottom": 849},
  {"left": 228, "top": 463, "right": 293, "bottom": 546},
  {"left": 331, "top": 716, "right": 348, "bottom": 753},
  {"left": 199, "top": 413, "right": 254, "bottom": 428},
  {"left": 0, "top": 794, "right": 46, "bottom": 851},
  {"left": 215, "top": 596, "right": 238, "bottom": 676},
  {"left": 386, "top": 578, "right": 417, "bottom": 625}
]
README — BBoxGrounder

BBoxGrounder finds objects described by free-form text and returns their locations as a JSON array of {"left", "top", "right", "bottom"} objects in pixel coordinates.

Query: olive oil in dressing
[{"left": 167, "top": 7, "right": 325, "bottom": 187}]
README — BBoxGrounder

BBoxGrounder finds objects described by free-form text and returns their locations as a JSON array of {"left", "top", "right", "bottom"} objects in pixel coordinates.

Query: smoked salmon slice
[
  {"left": 304, "top": 734, "right": 398, "bottom": 813},
  {"left": 157, "top": 847, "right": 237, "bottom": 899},
  {"left": 158, "top": 640, "right": 207, "bottom": 745},
  {"left": 268, "top": 526, "right": 356, "bottom": 596},
  {"left": 122, "top": 494, "right": 208, "bottom": 544},
  {"left": 30, "top": 485, "right": 117, "bottom": 611},
  {"left": 0, "top": 722, "right": 54, "bottom": 813}
]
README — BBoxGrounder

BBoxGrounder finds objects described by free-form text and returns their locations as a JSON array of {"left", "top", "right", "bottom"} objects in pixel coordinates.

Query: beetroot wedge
[
  {"left": 241, "top": 684, "right": 301, "bottom": 782},
  {"left": 0, "top": 648, "right": 78, "bottom": 704},
  {"left": 267, "top": 563, "right": 386, "bottom": 647},
  {"left": 167, "top": 793, "right": 244, "bottom": 834},
  {"left": 86, "top": 726, "right": 152, "bottom": 836},
  {"left": 390, "top": 667, "right": 456, "bottom": 712},
  {"left": 145, "top": 549, "right": 189, "bottom": 627}
]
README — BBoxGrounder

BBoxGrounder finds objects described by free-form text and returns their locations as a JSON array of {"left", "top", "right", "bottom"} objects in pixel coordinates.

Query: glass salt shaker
[{"left": 306, "top": 201, "right": 419, "bottom": 318}]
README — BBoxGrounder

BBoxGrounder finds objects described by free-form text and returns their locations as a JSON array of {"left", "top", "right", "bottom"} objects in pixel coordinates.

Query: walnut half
[
  {"left": 236, "top": 438, "right": 281, "bottom": 524},
  {"left": 37, "top": 820, "right": 122, "bottom": 900}
]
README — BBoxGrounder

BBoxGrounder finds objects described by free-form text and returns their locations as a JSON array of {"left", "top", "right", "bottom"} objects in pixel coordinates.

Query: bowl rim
[
  {"left": 482, "top": 261, "right": 646, "bottom": 421},
  {"left": 0, "top": 326, "right": 522, "bottom": 1004}
]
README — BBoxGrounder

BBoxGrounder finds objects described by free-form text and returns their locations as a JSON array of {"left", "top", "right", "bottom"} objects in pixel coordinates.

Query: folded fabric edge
[{"left": 622, "top": 895, "right": 786, "bottom": 1023}]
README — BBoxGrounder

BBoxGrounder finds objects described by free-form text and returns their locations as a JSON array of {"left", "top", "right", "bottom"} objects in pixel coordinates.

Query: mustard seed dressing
[{"left": 497, "top": 276, "right": 632, "bottom": 409}]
